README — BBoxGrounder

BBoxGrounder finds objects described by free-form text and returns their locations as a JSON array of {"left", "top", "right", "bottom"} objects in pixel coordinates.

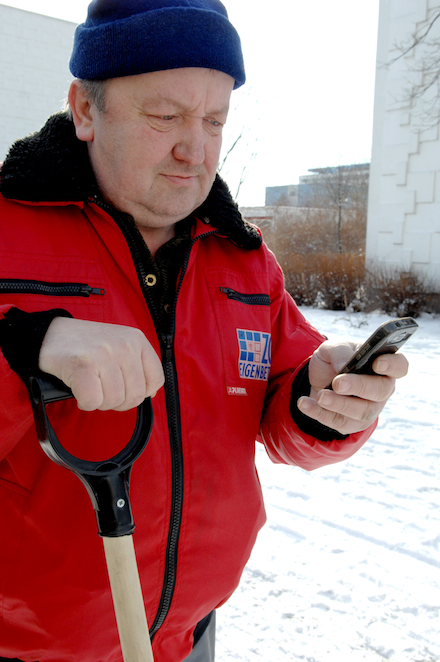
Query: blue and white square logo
[{"left": 237, "top": 329, "right": 271, "bottom": 381}]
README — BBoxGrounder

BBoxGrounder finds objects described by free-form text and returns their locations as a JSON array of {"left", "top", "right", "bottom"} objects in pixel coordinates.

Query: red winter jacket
[{"left": 0, "top": 115, "right": 375, "bottom": 662}]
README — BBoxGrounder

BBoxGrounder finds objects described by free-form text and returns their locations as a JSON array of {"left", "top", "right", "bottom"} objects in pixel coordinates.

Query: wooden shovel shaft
[{"left": 103, "top": 535, "right": 155, "bottom": 662}]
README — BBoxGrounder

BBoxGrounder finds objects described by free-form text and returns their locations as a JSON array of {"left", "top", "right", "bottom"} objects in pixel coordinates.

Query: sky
[{"left": 1, "top": 0, "right": 381, "bottom": 207}]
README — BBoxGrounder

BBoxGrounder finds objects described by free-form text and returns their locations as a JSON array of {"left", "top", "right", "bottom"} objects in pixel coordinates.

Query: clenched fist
[{"left": 39, "top": 318, "right": 164, "bottom": 411}]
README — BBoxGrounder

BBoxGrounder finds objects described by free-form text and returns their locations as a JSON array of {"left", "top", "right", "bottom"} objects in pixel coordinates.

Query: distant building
[
  {"left": 0, "top": 4, "right": 76, "bottom": 160},
  {"left": 265, "top": 164, "right": 369, "bottom": 210},
  {"left": 298, "top": 164, "right": 369, "bottom": 208},
  {"left": 265, "top": 185, "right": 298, "bottom": 207},
  {"left": 367, "top": 0, "right": 440, "bottom": 283}
]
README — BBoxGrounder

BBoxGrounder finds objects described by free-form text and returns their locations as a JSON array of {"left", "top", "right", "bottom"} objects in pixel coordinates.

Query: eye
[
  {"left": 147, "top": 115, "right": 180, "bottom": 131},
  {"left": 204, "top": 118, "right": 224, "bottom": 134}
]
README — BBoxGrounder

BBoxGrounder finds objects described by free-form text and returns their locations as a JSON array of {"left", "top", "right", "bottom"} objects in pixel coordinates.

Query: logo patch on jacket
[{"left": 237, "top": 329, "right": 271, "bottom": 381}]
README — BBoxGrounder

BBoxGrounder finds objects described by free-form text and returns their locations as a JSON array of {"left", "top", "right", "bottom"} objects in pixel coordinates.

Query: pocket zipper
[
  {"left": 220, "top": 287, "right": 270, "bottom": 306},
  {"left": 0, "top": 279, "right": 105, "bottom": 297}
]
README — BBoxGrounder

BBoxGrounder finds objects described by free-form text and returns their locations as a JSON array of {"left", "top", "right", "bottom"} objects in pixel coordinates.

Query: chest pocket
[
  {"left": 0, "top": 251, "right": 108, "bottom": 321},
  {"left": 205, "top": 268, "right": 271, "bottom": 395}
]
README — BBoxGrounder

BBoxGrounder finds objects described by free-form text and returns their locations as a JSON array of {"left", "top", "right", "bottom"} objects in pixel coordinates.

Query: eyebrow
[{"left": 143, "top": 96, "right": 230, "bottom": 116}]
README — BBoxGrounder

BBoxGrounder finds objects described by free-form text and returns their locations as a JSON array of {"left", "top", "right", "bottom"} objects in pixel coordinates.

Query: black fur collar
[{"left": 0, "top": 112, "right": 261, "bottom": 250}]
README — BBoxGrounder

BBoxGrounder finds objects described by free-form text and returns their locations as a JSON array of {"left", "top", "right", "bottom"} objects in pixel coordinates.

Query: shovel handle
[{"left": 103, "top": 535, "right": 154, "bottom": 662}]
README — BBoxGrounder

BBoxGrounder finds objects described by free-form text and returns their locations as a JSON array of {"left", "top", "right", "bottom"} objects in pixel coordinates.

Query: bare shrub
[
  {"left": 259, "top": 205, "right": 439, "bottom": 315},
  {"left": 282, "top": 254, "right": 319, "bottom": 307},
  {"left": 314, "top": 253, "right": 366, "bottom": 310},
  {"left": 263, "top": 207, "right": 366, "bottom": 259},
  {"left": 283, "top": 253, "right": 366, "bottom": 310},
  {"left": 366, "top": 264, "right": 440, "bottom": 318},
  {"left": 341, "top": 209, "right": 367, "bottom": 255},
  {"left": 262, "top": 208, "right": 335, "bottom": 257}
]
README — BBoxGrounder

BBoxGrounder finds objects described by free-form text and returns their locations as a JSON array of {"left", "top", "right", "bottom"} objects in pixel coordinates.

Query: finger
[
  {"left": 372, "top": 352, "right": 409, "bottom": 379},
  {"left": 97, "top": 366, "right": 128, "bottom": 411},
  {"left": 112, "top": 364, "right": 149, "bottom": 412},
  {"left": 110, "top": 342, "right": 164, "bottom": 411},
  {"left": 309, "top": 341, "right": 359, "bottom": 391},
  {"left": 140, "top": 345, "right": 165, "bottom": 399},
  {"left": 69, "top": 368, "right": 105, "bottom": 411},
  {"left": 116, "top": 373, "right": 148, "bottom": 411},
  {"left": 316, "top": 389, "right": 383, "bottom": 423},
  {"left": 94, "top": 331, "right": 153, "bottom": 411},
  {"left": 332, "top": 371, "right": 396, "bottom": 403},
  {"left": 297, "top": 396, "right": 371, "bottom": 435},
  {"left": 100, "top": 350, "right": 152, "bottom": 412},
  {"left": 315, "top": 341, "right": 359, "bottom": 372}
]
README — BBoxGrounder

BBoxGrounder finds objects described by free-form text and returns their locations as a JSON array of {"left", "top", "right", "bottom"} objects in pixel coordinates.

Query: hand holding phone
[{"left": 327, "top": 317, "right": 418, "bottom": 389}]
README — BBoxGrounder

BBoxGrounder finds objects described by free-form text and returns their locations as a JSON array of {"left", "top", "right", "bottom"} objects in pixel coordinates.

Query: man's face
[{"left": 73, "top": 68, "right": 234, "bottom": 241}]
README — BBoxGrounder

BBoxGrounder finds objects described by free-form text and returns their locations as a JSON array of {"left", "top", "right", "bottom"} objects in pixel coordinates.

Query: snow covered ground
[{"left": 216, "top": 307, "right": 440, "bottom": 662}]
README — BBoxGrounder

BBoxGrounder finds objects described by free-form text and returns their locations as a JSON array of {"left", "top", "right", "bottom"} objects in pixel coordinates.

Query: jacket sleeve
[
  {"left": 0, "top": 305, "right": 36, "bottom": 459},
  {"left": 0, "top": 306, "right": 72, "bottom": 460},
  {"left": 258, "top": 252, "right": 377, "bottom": 471}
]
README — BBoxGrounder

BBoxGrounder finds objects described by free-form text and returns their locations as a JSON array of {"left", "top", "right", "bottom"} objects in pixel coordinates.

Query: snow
[{"left": 216, "top": 307, "right": 440, "bottom": 662}]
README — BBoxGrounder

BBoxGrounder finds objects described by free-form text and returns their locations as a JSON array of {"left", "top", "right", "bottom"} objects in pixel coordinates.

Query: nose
[{"left": 172, "top": 117, "right": 206, "bottom": 167}]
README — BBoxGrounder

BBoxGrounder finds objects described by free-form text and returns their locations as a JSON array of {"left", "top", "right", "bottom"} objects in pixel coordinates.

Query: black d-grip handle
[{"left": 28, "top": 375, "right": 153, "bottom": 537}]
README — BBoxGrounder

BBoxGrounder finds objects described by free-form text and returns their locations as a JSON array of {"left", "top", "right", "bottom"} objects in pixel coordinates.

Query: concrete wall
[
  {"left": 366, "top": 0, "right": 440, "bottom": 284},
  {"left": 0, "top": 4, "right": 76, "bottom": 160}
]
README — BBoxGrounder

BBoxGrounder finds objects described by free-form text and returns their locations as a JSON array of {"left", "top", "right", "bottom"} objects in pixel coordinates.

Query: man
[{"left": 0, "top": 1, "right": 407, "bottom": 661}]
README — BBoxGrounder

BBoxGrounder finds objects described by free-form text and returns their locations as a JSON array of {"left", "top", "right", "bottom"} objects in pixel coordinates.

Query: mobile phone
[{"left": 327, "top": 317, "right": 418, "bottom": 388}]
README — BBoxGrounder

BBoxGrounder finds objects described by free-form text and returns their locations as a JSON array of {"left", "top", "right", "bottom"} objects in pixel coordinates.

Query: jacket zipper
[
  {"left": 93, "top": 198, "right": 218, "bottom": 637},
  {"left": 220, "top": 287, "right": 270, "bottom": 306},
  {"left": 0, "top": 279, "right": 104, "bottom": 297},
  {"left": 149, "top": 330, "right": 183, "bottom": 636},
  {"left": 149, "top": 230, "right": 216, "bottom": 636}
]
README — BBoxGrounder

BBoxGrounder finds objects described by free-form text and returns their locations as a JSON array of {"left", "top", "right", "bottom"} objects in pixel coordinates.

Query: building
[
  {"left": 0, "top": 4, "right": 76, "bottom": 160},
  {"left": 266, "top": 164, "right": 369, "bottom": 210},
  {"left": 265, "top": 185, "right": 298, "bottom": 207},
  {"left": 297, "top": 164, "right": 369, "bottom": 208},
  {"left": 366, "top": 0, "right": 440, "bottom": 283}
]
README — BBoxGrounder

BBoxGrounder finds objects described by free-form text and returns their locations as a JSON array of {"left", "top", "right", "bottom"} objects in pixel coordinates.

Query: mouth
[{"left": 162, "top": 173, "right": 200, "bottom": 187}]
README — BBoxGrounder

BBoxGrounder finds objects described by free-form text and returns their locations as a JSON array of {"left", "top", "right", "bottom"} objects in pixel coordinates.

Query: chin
[{"left": 160, "top": 192, "right": 208, "bottom": 221}]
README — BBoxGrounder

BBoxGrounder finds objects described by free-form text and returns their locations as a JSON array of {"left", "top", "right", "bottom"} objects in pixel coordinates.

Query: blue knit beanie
[{"left": 69, "top": 0, "right": 245, "bottom": 89}]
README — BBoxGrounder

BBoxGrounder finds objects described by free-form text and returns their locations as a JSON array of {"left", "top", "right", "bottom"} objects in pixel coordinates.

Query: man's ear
[{"left": 68, "top": 80, "right": 95, "bottom": 142}]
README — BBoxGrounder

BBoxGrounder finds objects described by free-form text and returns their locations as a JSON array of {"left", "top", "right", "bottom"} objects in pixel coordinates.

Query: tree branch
[
  {"left": 385, "top": 10, "right": 440, "bottom": 67},
  {"left": 218, "top": 131, "right": 243, "bottom": 173}
]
